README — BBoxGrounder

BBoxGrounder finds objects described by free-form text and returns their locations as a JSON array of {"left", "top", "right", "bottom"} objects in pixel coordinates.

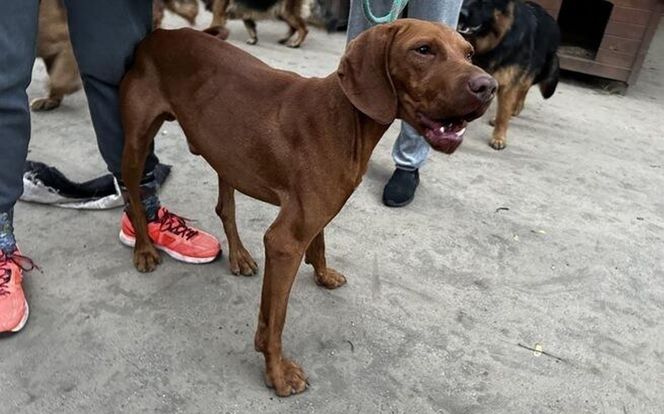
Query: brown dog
[
  {"left": 31, "top": 0, "right": 200, "bottom": 111},
  {"left": 204, "top": 0, "right": 309, "bottom": 47},
  {"left": 120, "top": 19, "right": 496, "bottom": 396}
]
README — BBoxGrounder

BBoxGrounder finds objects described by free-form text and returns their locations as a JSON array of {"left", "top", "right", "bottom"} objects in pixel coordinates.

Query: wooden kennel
[{"left": 532, "top": 0, "right": 664, "bottom": 85}]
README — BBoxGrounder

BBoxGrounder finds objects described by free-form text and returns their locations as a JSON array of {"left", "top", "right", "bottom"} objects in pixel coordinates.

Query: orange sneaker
[
  {"left": 0, "top": 248, "right": 35, "bottom": 333},
  {"left": 119, "top": 207, "right": 221, "bottom": 264}
]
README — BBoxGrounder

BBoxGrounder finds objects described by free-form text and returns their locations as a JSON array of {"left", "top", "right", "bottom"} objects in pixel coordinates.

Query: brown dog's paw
[
  {"left": 265, "top": 359, "right": 308, "bottom": 397},
  {"left": 30, "top": 97, "right": 61, "bottom": 111},
  {"left": 229, "top": 247, "right": 258, "bottom": 276},
  {"left": 489, "top": 137, "right": 507, "bottom": 150},
  {"left": 246, "top": 37, "right": 258, "bottom": 45},
  {"left": 315, "top": 268, "right": 347, "bottom": 289},
  {"left": 133, "top": 246, "right": 162, "bottom": 272}
]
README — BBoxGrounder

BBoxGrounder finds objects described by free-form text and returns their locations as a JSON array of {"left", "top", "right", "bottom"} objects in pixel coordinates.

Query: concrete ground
[{"left": 2, "top": 9, "right": 663, "bottom": 414}]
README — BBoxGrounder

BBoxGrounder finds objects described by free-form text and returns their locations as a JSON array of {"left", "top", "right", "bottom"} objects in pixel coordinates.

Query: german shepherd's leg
[
  {"left": 277, "top": 20, "right": 296, "bottom": 45},
  {"left": 165, "top": 0, "right": 199, "bottom": 26},
  {"left": 279, "top": 0, "right": 308, "bottom": 48},
  {"left": 512, "top": 80, "right": 532, "bottom": 117},
  {"left": 243, "top": 18, "right": 258, "bottom": 45},
  {"left": 304, "top": 229, "right": 346, "bottom": 289},
  {"left": 31, "top": 50, "right": 81, "bottom": 111},
  {"left": 490, "top": 84, "right": 519, "bottom": 150},
  {"left": 209, "top": 0, "right": 230, "bottom": 28},
  {"left": 215, "top": 176, "right": 258, "bottom": 276}
]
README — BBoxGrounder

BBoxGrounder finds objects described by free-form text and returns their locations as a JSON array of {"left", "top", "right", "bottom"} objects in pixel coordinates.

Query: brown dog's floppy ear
[{"left": 337, "top": 24, "right": 398, "bottom": 125}]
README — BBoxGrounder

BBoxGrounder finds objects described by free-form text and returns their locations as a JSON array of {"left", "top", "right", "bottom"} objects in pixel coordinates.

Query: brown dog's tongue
[
  {"left": 417, "top": 113, "right": 464, "bottom": 154},
  {"left": 425, "top": 127, "right": 463, "bottom": 154}
]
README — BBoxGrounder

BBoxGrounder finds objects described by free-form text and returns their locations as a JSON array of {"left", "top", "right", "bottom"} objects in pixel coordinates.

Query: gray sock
[
  {"left": 0, "top": 210, "right": 17, "bottom": 254},
  {"left": 119, "top": 173, "right": 161, "bottom": 221}
]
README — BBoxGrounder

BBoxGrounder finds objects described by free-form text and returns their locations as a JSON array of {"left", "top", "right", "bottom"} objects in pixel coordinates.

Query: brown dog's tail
[
  {"left": 203, "top": 26, "right": 230, "bottom": 41},
  {"left": 539, "top": 53, "right": 559, "bottom": 99}
]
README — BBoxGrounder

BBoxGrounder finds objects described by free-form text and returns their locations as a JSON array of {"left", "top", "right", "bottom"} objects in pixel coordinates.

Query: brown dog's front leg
[
  {"left": 255, "top": 209, "right": 313, "bottom": 397},
  {"left": 120, "top": 108, "right": 164, "bottom": 272},
  {"left": 305, "top": 229, "right": 346, "bottom": 289},
  {"left": 215, "top": 177, "right": 258, "bottom": 276}
]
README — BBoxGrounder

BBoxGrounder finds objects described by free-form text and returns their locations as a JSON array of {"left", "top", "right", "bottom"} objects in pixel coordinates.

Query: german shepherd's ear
[
  {"left": 203, "top": 26, "right": 230, "bottom": 40},
  {"left": 337, "top": 24, "right": 398, "bottom": 125}
]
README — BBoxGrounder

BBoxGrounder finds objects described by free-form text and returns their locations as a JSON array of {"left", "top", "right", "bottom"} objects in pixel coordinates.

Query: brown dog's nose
[{"left": 468, "top": 75, "right": 498, "bottom": 102}]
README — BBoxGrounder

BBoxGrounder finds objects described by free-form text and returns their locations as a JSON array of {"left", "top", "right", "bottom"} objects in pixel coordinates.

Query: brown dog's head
[{"left": 338, "top": 19, "right": 496, "bottom": 154}]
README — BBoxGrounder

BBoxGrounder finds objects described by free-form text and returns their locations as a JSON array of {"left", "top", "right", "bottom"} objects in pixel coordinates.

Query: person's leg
[
  {"left": 384, "top": 0, "right": 464, "bottom": 206},
  {"left": 0, "top": 0, "right": 39, "bottom": 251},
  {"left": 63, "top": 0, "right": 161, "bottom": 217},
  {"left": 347, "top": 0, "right": 394, "bottom": 41},
  {"left": 0, "top": 0, "right": 39, "bottom": 333},
  {"left": 65, "top": 0, "right": 221, "bottom": 263}
]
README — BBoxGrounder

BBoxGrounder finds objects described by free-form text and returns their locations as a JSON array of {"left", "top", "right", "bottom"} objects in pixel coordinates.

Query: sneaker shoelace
[
  {"left": 0, "top": 252, "right": 38, "bottom": 297},
  {"left": 154, "top": 209, "right": 199, "bottom": 241}
]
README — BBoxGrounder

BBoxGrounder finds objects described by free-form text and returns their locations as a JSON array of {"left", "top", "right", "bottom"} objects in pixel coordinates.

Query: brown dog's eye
[
  {"left": 416, "top": 45, "right": 432, "bottom": 55},
  {"left": 465, "top": 51, "right": 474, "bottom": 61}
]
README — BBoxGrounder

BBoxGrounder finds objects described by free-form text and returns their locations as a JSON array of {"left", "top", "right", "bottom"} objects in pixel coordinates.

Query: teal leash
[{"left": 362, "top": 0, "right": 409, "bottom": 24}]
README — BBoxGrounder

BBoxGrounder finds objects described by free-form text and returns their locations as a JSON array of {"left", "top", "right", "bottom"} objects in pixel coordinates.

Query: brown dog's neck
[{"left": 319, "top": 74, "right": 391, "bottom": 178}]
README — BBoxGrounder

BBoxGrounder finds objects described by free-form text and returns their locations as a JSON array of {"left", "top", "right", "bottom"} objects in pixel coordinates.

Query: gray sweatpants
[
  {"left": 0, "top": 0, "right": 157, "bottom": 216},
  {"left": 347, "top": 0, "right": 463, "bottom": 171}
]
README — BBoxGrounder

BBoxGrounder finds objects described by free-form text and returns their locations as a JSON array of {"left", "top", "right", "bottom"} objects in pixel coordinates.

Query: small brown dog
[
  {"left": 31, "top": 0, "right": 200, "bottom": 111},
  {"left": 203, "top": 0, "right": 309, "bottom": 47},
  {"left": 120, "top": 20, "right": 496, "bottom": 396}
]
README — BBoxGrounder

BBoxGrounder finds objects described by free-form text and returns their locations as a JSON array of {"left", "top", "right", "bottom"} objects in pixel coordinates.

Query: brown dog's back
[{"left": 122, "top": 28, "right": 352, "bottom": 203}]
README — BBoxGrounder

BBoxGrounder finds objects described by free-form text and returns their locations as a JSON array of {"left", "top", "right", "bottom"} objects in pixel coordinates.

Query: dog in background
[
  {"left": 203, "top": 0, "right": 310, "bottom": 47},
  {"left": 32, "top": 0, "right": 200, "bottom": 111},
  {"left": 153, "top": 0, "right": 200, "bottom": 27},
  {"left": 457, "top": 0, "right": 560, "bottom": 150}
]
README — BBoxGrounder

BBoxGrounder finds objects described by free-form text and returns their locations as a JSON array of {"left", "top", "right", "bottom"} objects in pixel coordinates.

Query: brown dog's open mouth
[{"left": 418, "top": 113, "right": 467, "bottom": 154}]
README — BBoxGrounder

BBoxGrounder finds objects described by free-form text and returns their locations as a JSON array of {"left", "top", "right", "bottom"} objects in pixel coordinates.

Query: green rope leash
[{"left": 362, "top": 0, "right": 409, "bottom": 24}]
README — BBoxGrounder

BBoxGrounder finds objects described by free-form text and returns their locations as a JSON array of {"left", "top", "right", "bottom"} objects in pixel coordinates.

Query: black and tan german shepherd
[{"left": 458, "top": 0, "right": 560, "bottom": 150}]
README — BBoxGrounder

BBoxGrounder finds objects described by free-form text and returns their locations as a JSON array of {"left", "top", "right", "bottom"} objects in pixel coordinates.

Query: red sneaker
[
  {"left": 119, "top": 207, "right": 221, "bottom": 264},
  {"left": 0, "top": 249, "right": 35, "bottom": 333}
]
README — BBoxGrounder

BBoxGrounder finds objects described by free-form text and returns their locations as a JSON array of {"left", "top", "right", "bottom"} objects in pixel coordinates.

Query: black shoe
[{"left": 382, "top": 168, "right": 419, "bottom": 207}]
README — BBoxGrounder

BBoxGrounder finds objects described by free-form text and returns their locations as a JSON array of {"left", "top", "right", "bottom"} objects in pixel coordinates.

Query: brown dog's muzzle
[{"left": 419, "top": 73, "right": 497, "bottom": 154}]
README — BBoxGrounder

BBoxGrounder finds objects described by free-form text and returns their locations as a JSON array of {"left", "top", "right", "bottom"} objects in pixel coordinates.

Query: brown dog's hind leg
[
  {"left": 490, "top": 84, "right": 519, "bottom": 150},
  {"left": 243, "top": 19, "right": 258, "bottom": 45},
  {"left": 305, "top": 229, "right": 346, "bottom": 289},
  {"left": 215, "top": 177, "right": 258, "bottom": 276},
  {"left": 279, "top": 1, "right": 308, "bottom": 48},
  {"left": 255, "top": 205, "right": 322, "bottom": 397}
]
